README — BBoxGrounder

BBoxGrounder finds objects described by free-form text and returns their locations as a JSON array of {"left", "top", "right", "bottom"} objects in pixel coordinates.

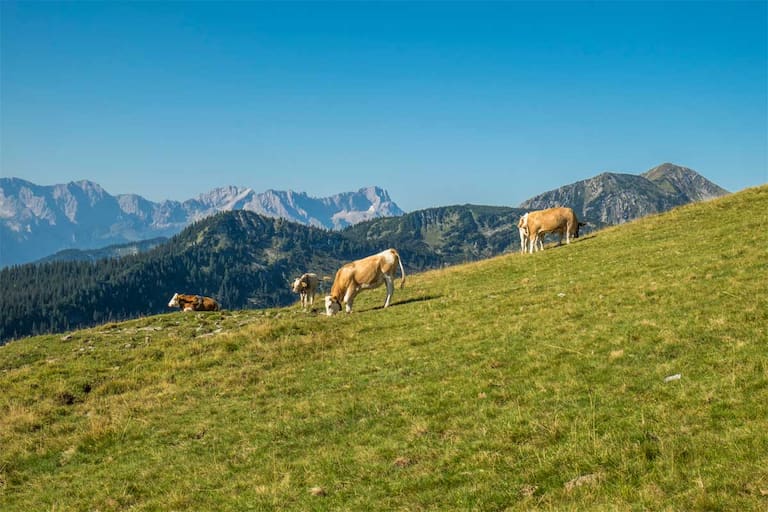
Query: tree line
[{"left": 1, "top": 206, "right": 523, "bottom": 344}]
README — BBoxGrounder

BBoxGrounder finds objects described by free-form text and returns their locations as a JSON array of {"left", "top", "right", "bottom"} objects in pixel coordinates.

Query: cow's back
[
  {"left": 361, "top": 250, "right": 398, "bottom": 281},
  {"left": 529, "top": 207, "right": 572, "bottom": 231}
]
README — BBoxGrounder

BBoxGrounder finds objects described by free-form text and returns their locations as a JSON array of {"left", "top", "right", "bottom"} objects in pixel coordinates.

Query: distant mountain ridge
[
  {"left": 0, "top": 203, "right": 528, "bottom": 342},
  {"left": 34, "top": 237, "right": 169, "bottom": 264},
  {"left": 1, "top": 163, "right": 728, "bottom": 267},
  {"left": 519, "top": 163, "right": 729, "bottom": 226},
  {"left": 0, "top": 162, "right": 733, "bottom": 342},
  {"left": 0, "top": 179, "right": 403, "bottom": 266}
]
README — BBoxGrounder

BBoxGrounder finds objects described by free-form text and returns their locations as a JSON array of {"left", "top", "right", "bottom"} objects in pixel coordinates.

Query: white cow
[
  {"left": 291, "top": 272, "right": 319, "bottom": 308},
  {"left": 325, "top": 248, "right": 406, "bottom": 316},
  {"left": 517, "top": 213, "right": 529, "bottom": 253},
  {"left": 517, "top": 212, "right": 544, "bottom": 253},
  {"left": 518, "top": 212, "right": 552, "bottom": 253}
]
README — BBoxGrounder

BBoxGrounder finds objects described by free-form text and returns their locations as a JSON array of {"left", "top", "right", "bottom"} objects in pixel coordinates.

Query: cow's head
[
  {"left": 574, "top": 222, "right": 586, "bottom": 238},
  {"left": 325, "top": 295, "right": 341, "bottom": 316},
  {"left": 291, "top": 277, "right": 303, "bottom": 293},
  {"left": 168, "top": 293, "right": 180, "bottom": 308}
]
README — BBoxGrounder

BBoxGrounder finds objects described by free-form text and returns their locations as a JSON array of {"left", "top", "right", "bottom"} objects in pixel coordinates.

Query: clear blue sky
[{"left": 2, "top": 1, "right": 766, "bottom": 211}]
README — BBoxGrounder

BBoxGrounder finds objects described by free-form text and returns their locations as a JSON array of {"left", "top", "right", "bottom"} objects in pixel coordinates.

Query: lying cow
[
  {"left": 325, "top": 248, "right": 406, "bottom": 316},
  {"left": 524, "top": 207, "right": 584, "bottom": 253},
  {"left": 167, "top": 293, "right": 220, "bottom": 312},
  {"left": 291, "top": 272, "right": 319, "bottom": 308}
]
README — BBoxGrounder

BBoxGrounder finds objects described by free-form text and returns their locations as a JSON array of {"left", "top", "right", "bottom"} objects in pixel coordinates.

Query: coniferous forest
[{"left": 1, "top": 206, "right": 525, "bottom": 344}]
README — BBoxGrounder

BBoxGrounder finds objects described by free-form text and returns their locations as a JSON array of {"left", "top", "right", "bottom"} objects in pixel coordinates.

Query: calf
[
  {"left": 524, "top": 207, "right": 584, "bottom": 253},
  {"left": 168, "top": 293, "right": 220, "bottom": 312},
  {"left": 325, "top": 248, "right": 406, "bottom": 316},
  {"left": 291, "top": 272, "right": 319, "bottom": 308}
]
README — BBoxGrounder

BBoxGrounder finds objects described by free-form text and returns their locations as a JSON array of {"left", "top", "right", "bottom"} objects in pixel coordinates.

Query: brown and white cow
[
  {"left": 168, "top": 293, "right": 220, "bottom": 312},
  {"left": 325, "top": 248, "right": 406, "bottom": 316},
  {"left": 524, "top": 207, "right": 584, "bottom": 253},
  {"left": 291, "top": 272, "right": 319, "bottom": 308},
  {"left": 518, "top": 212, "right": 559, "bottom": 253}
]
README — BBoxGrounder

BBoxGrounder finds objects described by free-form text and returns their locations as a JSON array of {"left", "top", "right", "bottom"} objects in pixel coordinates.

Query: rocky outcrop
[{"left": 519, "top": 163, "right": 729, "bottom": 227}]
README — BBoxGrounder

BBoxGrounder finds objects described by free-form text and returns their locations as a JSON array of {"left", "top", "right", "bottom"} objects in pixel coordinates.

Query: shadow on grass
[
  {"left": 369, "top": 294, "right": 442, "bottom": 311},
  {"left": 307, "top": 294, "right": 442, "bottom": 316},
  {"left": 535, "top": 234, "right": 597, "bottom": 251}
]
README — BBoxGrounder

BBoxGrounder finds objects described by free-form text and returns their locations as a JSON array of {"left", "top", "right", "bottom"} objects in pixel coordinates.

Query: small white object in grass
[{"left": 664, "top": 373, "right": 681, "bottom": 382}]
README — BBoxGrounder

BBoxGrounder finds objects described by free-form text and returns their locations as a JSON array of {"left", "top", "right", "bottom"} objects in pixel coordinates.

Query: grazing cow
[
  {"left": 292, "top": 272, "right": 319, "bottom": 308},
  {"left": 167, "top": 293, "right": 220, "bottom": 312},
  {"left": 518, "top": 212, "right": 560, "bottom": 253},
  {"left": 325, "top": 248, "right": 406, "bottom": 316},
  {"left": 524, "top": 207, "right": 584, "bottom": 253}
]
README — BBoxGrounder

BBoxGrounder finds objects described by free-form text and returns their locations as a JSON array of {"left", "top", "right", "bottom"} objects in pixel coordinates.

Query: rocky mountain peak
[
  {"left": 520, "top": 164, "right": 729, "bottom": 226},
  {"left": 642, "top": 163, "right": 729, "bottom": 201},
  {"left": 0, "top": 179, "right": 404, "bottom": 266}
]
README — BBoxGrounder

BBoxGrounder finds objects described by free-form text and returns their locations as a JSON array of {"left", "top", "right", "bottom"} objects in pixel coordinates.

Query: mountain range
[
  {"left": 1, "top": 163, "right": 728, "bottom": 268},
  {"left": 0, "top": 181, "right": 403, "bottom": 267},
  {"left": 0, "top": 163, "right": 731, "bottom": 343}
]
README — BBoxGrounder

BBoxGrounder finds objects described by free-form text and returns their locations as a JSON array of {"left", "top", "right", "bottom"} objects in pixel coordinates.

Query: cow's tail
[{"left": 397, "top": 251, "right": 406, "bottom": 289}]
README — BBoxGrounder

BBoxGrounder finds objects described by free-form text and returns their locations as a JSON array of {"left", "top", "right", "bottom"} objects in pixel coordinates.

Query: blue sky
[{"left": 2, "top": 1, "right": 766, "bottom": 211}]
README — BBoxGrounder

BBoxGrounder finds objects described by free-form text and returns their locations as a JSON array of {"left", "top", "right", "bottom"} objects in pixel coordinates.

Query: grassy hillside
[
  {"left": 1, "top": 204, "right": 526, "bottom": 343},
  {"left": 1, "top": 186, "right": 766, "bottom": 511}
]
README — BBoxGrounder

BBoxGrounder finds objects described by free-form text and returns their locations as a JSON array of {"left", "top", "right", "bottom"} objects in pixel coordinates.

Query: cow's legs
[
  {"left": 530, "top": 232, "right": 540, "bottom": 253},
  {"left": 383, "top": 276, "right": 394, "bottom": 307},
  {"left": 519, "top": 228, "right": 527, "bottom": 254},
  {"left": 344, "top": 287, "right": 356, "bottom": 313}
]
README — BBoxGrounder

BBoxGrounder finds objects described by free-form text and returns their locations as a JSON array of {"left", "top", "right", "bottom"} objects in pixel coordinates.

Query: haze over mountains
[
  {"left": 0, "top": 181, "right": 403, "bottom": 266},
  {"left": 0, "top": 163, "right": 728, "bottom": 267}
]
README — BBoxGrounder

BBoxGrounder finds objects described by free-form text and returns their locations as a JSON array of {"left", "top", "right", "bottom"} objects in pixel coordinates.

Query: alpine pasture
[{"left": 1, "top": 186, "right": 766, "bottom": 511}]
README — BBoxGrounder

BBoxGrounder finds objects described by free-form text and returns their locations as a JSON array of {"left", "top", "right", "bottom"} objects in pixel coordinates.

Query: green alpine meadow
[{"left": 1, "top": 185, "right": 766, "bottom": 511}]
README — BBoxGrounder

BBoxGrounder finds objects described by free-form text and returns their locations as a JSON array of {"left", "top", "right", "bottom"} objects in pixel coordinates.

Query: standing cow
[
  {"left": 325, "top": 248, "right": 406, "bottom": 316},
  {"left": 518, "top": 212, "right": 563, "bottom": 253},
  {"left": 292, "top": 272, "right": 319, "bottom": 308},
  {"left": 517, "top": 212, "right": 545, "bottom": 253},
  {"left": 524, "top": 207, "right": 584, "bottom": 253}
]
